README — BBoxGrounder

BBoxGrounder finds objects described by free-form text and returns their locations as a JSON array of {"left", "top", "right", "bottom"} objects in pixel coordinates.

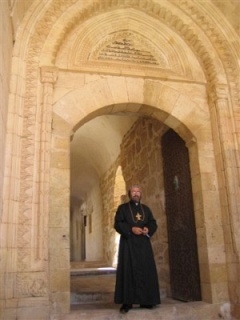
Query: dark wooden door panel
[{"left": 161, "top": 129, "right": 201, "bottom": 302}]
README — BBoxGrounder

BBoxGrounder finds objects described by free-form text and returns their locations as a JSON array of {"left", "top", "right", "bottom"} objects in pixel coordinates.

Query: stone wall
[
  {"left": 100, "top": 159, "right": 121, "bottom": 266},
  {"left": 85, "top": 183, "right": 104, "bottom": 261},
  {"left": 120, "top": 117, "right": 170, "bottom": 296},
  {"left": 101, "top": 117, "right": 170, "bottom": 296},
  {"left": 0, "top": 1, "right": 13, "bottom": 221}
]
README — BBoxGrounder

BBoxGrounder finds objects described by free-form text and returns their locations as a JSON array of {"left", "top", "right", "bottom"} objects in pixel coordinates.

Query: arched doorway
[{"left": 4, "top": 2, "right": 238, "bottom": 317}]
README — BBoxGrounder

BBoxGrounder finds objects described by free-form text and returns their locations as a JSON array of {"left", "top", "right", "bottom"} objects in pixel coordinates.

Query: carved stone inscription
[{"left": 98, "top": 38, "right": 159, "bottom": 65}]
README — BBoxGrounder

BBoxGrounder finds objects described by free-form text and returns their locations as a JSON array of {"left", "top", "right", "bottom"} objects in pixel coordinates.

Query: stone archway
[
  {"left": 2, "top": 1, "right": 239, "bottom": 319},
  {"left": 51, "top": 73, "right": 225, "bottom": 309}
]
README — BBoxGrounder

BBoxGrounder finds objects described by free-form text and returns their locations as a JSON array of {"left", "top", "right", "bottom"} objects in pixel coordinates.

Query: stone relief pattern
[
  {"left": 17, "top": 0, "right": 77, "bottom": 294},
  {"left": 18, "top": 0, "right": 239, "bottom": 297},
  {"left": 18, "top": 248, "right": 31, "bottom": 271},
  {"left": 16, "top": 273, "right": 47, "bottom": 297},
  {"left": 170, "top": 0, "right": 239, "bottom": 122},
  {"left": 50, "top": 0, "right": 239, "bottom": 110}
]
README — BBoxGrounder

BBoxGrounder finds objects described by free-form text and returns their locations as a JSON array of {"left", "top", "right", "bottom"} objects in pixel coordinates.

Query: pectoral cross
[{"left": 135, "top": 213, "right": 142, "bottom": 221}]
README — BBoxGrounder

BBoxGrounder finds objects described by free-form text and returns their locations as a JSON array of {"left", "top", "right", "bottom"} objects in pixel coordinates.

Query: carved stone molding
[
  {"left": 208, "top": 83, "right": 229, "bottom": 103},
  {"left": 43, "top": 0, "right": 239, "bottom": 108}
]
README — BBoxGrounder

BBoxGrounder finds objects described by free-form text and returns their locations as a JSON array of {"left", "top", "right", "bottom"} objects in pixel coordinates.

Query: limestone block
[
  {"left": 125, "top": 77, "right": 144, "bottom": 103},
  {"left": 52, "top": 113, "right": 72, "bottom": 134},
  {"left": 52, "top": 136, "right": 69, "bottom": 150},
  {"left": 50, "top": 269, "right": 69, "bottom": 292},
  {"left": 196, "top": 227, "right": 208, "bottom": 248},
  {"left": 18, "top": 297, "right": 49, "bottom": 308},
  {"left": 199, "top": 262, "right": 211, "bottom": 283},
  {"left": 0, "top": 272, "right": 5, "bottom": 300},
  {"left": 49, "top": 206, "right": 69, "bottom": 228},
  {"left": 143, "top": 80, "right": 164, "bottom": 107},
  {"left": 50, "top": 168, "right": 69, "bottom": 188},
  {"left": 202, "top": 192, "right": 222, "bottom": 223},
  {"left": 6, "top": 248, "right": 18, "bottom": 273},
  {"left": 1, "top": 308, "right": 17, "bottom": 320},
  {"left": 107, "top": 76, "right": 129, "bottom": 104},
  {"left": 194, "top": 209, "right": 205, "bottom": 228},
  {"left": 53, "top": 97, "right": 87, "bottom": 127},
  {"left": 50, "top": 291, "right": 70, "bottom": 314},
  {"left": 5, "top": 298, "right": 18, "bottom": 308},
  {"left": 207, "top": 245, "right": 227, "bottom": 264},
  {"left": 201, "top": 282, "right": 213, "bottom": 303},
  {"left": 17, "top": 305, "right": 49, "bottom": 320},
  {"left": 54, "top": 72, "right": 85, "bottom": 98},
  {"left": 49, "top": 247, "right": 70, "bottom": 271},
  {"left": 157, "top": 84, "right": 181, "bottom": 113},
  {"left": 205, "top": 225, "right": 225, "bottom": 247},
  {"left": 49, "top": 227, "right": 69, "bottom": 249},
  {"left": 209, "top": 263, "right": 228, "bottom": 283},
  {"left": 51, "top": 151, "right": 69, "bottom": 169},
  {"left": 164, "top": 114, "right": 182, "bottom": 131},
  {"left": 49, "top": 188, "right": 69, "bottom": 209},
  {"left": 211, "top": 282, "right": 229, "bottom": 303},
  {"left": 85, "top": 77, "right": 114, "bottom": 109}
]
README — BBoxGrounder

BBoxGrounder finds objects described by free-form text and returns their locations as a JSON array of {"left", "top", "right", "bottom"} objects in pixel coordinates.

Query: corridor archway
[{"left": 52, "top": 78, "right": 223, "bottom": 309}]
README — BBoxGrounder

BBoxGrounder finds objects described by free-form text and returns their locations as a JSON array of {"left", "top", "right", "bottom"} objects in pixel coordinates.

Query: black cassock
[{"left": 114, "top": 200, "right": 161, "bottom": 306}]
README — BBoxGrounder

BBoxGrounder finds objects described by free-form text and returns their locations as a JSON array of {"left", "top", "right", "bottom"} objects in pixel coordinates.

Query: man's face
[{"left": 130, "top": 187, "right": 141, "bottom": 203}]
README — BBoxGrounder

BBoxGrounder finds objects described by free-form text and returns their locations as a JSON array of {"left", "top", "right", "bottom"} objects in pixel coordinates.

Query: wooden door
[{"left": 161, "top": 129, "right": 201, "bottom": 302}]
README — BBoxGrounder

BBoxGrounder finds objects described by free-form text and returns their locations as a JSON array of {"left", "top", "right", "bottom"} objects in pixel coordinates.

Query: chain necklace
[{"left": 128, "top": 202, "right": 145, "bottom": 223}]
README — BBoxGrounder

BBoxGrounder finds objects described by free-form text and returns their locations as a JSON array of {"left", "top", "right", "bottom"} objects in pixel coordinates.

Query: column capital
[{"left": 40, "top": 66, "right": 58, "bottom": 84}]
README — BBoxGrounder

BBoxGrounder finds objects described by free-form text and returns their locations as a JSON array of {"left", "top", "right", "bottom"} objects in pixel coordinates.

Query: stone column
[
  {"left": 208, "top": 83, "right": 240, "bottom": 309},
  {"left": 3, "top": 66, "right": 59, "bottom": 320},
  {"left": 36, "top": 66, "right": 58, "bottom": 265}
]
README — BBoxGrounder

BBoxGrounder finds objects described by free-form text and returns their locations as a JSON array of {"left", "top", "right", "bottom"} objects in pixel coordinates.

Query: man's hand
[
  {"left": 132, "top": 227, "right": 143, "bottom": 235},
  {"left": 142, "top": 227, "right": 149, "bottom": 236}
]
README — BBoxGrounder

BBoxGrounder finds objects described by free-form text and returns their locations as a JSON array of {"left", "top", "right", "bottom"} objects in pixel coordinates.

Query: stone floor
[
  {"left": 62, "top": 300, "right": 224, "bottom": 320},
  {"left": 66, "top": 262, "right": 225, "bottom": 320}
]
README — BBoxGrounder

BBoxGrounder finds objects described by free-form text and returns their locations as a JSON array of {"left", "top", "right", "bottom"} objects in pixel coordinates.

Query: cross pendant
[{"left": 135, "top": 213, "right": 142, "bottom": 221}]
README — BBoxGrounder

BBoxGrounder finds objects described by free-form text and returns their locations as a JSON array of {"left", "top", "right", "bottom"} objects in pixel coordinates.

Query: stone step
[
  {"left": 71, "top": 267, "right": 116, "bottom": 276},
  {"left": 64, "top": 300, "right": 225, "bottom": 320},
  {"left": 71, "top": 260, "right": 109, "bottom": 269},
  {"left": 71, "top": 270, "right": 116, "bottom": 305},
  {"left": 71, "top": 292, "right": 114, "bottom": 305},
  {"left": 69, "top": 270, "right": 227, "bottom": 319}
]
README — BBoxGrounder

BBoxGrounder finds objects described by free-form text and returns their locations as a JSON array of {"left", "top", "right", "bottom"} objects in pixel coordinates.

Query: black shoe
[
  {"left": 140, "top": 304, "right": 154, "bottom": 309},
  {"left": 120, "top": 304, "right": 132, "bottom": 313}
]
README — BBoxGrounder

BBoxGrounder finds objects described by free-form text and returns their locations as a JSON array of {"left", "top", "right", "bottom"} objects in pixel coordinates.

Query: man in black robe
[{"left": 114, "top": 184, "right": 161, "bottom": 313}]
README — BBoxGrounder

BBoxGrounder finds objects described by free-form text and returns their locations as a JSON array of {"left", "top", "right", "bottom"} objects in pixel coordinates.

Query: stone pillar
[
  {"left": 208, "top": 84, "right": 240, "bottom": 312},
  {"left": 40, "top": 66, "right": 70, "bottom": 318},
  {"left": 13, "top": 66, "right": 59, "bottom": 318},
  {"left": 48, "top": 73, "right": 71, "bottom": 317},
  {"left": 1, "top": 66, "right": 58, "bottom": 320}
]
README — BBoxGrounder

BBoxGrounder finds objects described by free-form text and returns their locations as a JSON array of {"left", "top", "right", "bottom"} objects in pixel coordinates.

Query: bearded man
[{"left": 114, "top": 184, "right": 161, "bottom": 313}]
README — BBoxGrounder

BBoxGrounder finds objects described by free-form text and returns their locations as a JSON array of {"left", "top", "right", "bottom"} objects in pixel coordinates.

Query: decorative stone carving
[
  {"left": 16, "top": 272, "right": 47, "bottom": 297},
  {"left": 92, "top": 34, "right": 161, "bottom": 66}
]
